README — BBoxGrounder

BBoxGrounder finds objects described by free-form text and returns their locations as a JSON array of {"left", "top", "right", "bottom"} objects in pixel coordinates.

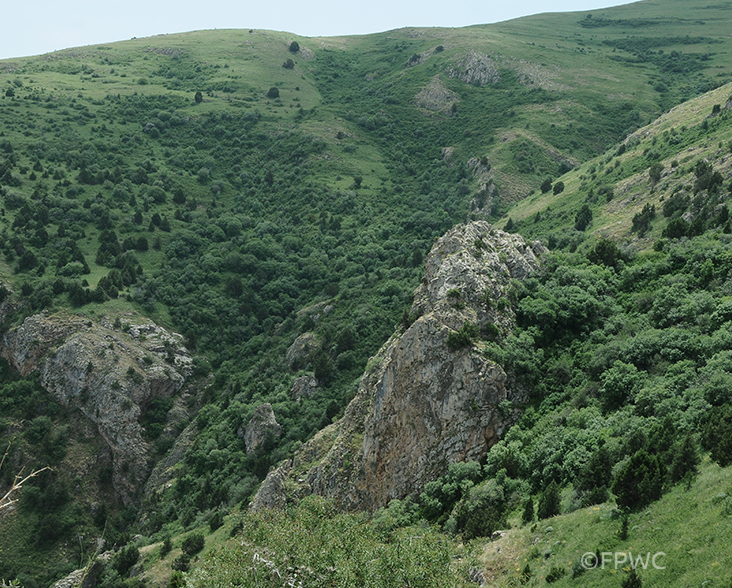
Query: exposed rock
[
  {"left": 252, "top": 221, "right": 544, "bottom": 511},
  {"left": 291, "top": 374, "right": 319, "bottom": 399},
  {"left": 415, "top": 76, "right": 460, "bottom": 114},
  {"left": 286, "top": 332, "right": 321, "bottom": 370},
  {"left": 51, "top": 553, "right": 111, "bottom": 588},
  {"left": 243, "top": 403, "right": 281, "bottom": 454},
  {"left": 448, "top": 51, "right": 501, "bottom": 86},
  {"left": 1, "top": 312, "right": 187, "bottom": 504}
]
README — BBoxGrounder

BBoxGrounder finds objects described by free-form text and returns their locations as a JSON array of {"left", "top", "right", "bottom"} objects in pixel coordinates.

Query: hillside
[{"left": 1, "top": 0, "right": 732, "bottom": 586}]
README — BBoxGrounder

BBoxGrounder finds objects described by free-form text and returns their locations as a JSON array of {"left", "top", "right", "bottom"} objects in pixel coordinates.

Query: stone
[
  {"left": 291, "top": 375, "right": 319, "bottom": 399},
  {"left": 285, "top": 332, "right": 320, "bottom": 370},
  {"left": 252, "top": 221, "right": 544, "bottom": 511},
  {"left": 1, "top": 312, "right": 187, "bottom": 504},
  {"left": 243, "top": 403, "right": 281, "bottom": 454}
]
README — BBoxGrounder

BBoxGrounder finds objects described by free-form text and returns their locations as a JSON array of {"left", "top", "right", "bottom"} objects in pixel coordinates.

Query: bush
[
  {"left": 113, "top": 543, "right": 140, "bottom": 577},
  {"left": 209, "top": 511, "right": 224, "bottom": 532},
  {"left": 267, "top": 87, "right": 280, "bottom": 99},
  {"left": 546, "top": 566, "right": 565, "bottom": 582},
  {"left": 181, "top": 532, "right": 205, "bottom": 556},
  {"left": 288, "top": 41, "right": 300, "bottom": 53},
  {"left": 612, "top": 450, "right": 663, "bottom": 511},
  {"left": 574, "top": 204, "right": 592, "bottom": 231},
  {"left": 537, "top": 480, "right": 560, "bottom": 519},
  {"left": 446, "top": 322, "right": 479, "bottom": 351},
  {"left": 521, "top": 496, "right": 534, "bottom": 524},
  {"left": 552, "top": 181, "right": 565, "bottom": 195},
  {"left": 701, "top": 404, "right": 732, "bottom": 467}
]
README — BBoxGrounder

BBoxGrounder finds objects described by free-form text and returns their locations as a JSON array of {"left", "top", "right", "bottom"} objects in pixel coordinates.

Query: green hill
[{"left": 2, "top": 0, "right": 732, "bottom": 586}]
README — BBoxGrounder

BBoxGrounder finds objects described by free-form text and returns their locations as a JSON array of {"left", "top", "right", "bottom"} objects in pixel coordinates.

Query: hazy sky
[{"left": 1, "top": 0, "right": 632, "bottom": 60}]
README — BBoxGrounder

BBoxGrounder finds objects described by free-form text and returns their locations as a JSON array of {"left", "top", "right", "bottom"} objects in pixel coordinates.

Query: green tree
[
  {"left": 648, "top": 162, "right": 663, "bottom": 186},
  {"left": 267, "top": 87, "right": 280, "bottom": 99},
  {"left": 622, "top": 567, "right": 643, "bottom": 588},
  {"left": 576, "top": 446, "right": 612, "bottom": 506},
  {"left": 553, "top": 181, "right": 565, "bottom": 195},
  {"left": 574, "top": 204, "right": 592, "bottom": 231},
  {"left": 587, "top": 239, "right": 622, "bottom": 268},
  {"left": 612, "top": 450, "right": 663, "bottom": 511},
  {"left": 182, "top": 533, "right": 205, "bottom": 556},
  {"left": 113, "top": 543, "right": 140, "bottom": 577},
  {"left": 537, "top": 480, "right": 560, "bottom": 519},
  {"left": 540, "top": 178, "right": 553, "bottom": 193},
  {"left": 289, "top": 41, "right": 300, "bottom": 53},
  {"left": 521, "top": 496, "right": 535, "bottom": 524},
  {"left": 194, "top": 91, "right": 203, "bottom": 103}
]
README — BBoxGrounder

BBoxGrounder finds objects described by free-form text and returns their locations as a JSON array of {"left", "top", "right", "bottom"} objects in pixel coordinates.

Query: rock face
[
  {"left": 252, "top": 221, "right": 545, "bottom": 511},
  {"left": 242, "top": 403, "right": 282, "bottom": 453},
  {"left": 448, "top": 51, "right": 501, "bottom": 86},
  {"left": 1, "top": 312, "right": 188, "bottom": 504},
  {"left": 415, "top": 75, "right": 460, "bottom": 113},
  {"left": 291, "top": 374, "right": 319, "bottom": 399}
]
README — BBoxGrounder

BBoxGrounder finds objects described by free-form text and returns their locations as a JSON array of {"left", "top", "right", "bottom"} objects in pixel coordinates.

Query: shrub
[
  {"left": 209, "top": 511, "right": 224, "bottom": 532},
  {"left": 552, "top": 181, "right": 565, "bottom": 195},
  {"left": 113, "top": 543, "right": 140, "bottom": 577},
  {"left": 181, "top": 532, "right": 205, "bottom": 556},
  {"left": 288, "top": 41, "right": 300, "bottom": 53},
  {"left": 267, "top": 87, "right": 280, "bottom": 99},
  {"left": 537, "top": 480, "right": 560, "bottom": 519},
  {"left": 546, "top": 566, "right": 565, "bottom": 582},
  {"left": 612, "top": 450, "right": 663, "bottom": 511},
  {"left": 521, "top": 496, "right": 534, "bottom": 524},
  {"left": 574, "top": 204, "right": 592, "bottom": 231},
  {"left": 446, "top": 322, "right": 478, "bottom": 351}
]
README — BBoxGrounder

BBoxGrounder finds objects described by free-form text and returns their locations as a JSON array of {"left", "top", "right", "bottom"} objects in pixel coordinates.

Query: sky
[{"left": 1, "top": 0, "right": 633, "bottom": 61}]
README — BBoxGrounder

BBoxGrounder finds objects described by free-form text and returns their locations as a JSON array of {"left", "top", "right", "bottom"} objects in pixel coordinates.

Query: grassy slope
[
  {"left": 483, "top": 458, "right": 732, "bottom": 587},
  {"left": 503, "top": 81, "right": 732, "bottom": 246},
  {"left": 1, "top": 0, "right": 732, "bottom": 584}
]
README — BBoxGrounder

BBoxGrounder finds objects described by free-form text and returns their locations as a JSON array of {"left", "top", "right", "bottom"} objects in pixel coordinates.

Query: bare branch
[{"left": 0, "top": 462, "right": 51, "bottom": 511}]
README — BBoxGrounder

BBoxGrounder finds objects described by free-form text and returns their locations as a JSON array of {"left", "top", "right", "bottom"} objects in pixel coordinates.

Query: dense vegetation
[{"left": 1, "top": 0, "right": 732, "bottom": 585}]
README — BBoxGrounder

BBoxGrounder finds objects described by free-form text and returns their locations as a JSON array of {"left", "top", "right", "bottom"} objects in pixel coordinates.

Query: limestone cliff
[
  {"left": 252, "top": 221, "right": 545, "bottom": 511},
  {"left": 1, "top": 311, "right": 189, "bottom": 504}
]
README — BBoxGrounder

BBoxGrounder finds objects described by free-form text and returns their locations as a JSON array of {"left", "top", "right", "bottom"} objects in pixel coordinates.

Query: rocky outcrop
[
  {"left": 1, "top": 312, "right": 188, "bottom": 504},
  {"left": 415, "top": 75, "right": 460, "bottom": 114},
  {"left": 286, "top": 332, "right": 321, "bottom": 370},
  {"left": 252, "top": 221, "right": 545, "bottom": 511},
  {"left": 242, "top": 403, "right": 281, "bottom": 453},
  {"left": 448, "top": 51, "right": 501, "bottom": 86},
  {"left": 291, "top": 374, "right": 319, "bottom": 399}
]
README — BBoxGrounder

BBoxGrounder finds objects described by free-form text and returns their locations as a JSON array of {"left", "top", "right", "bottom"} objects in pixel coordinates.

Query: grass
[
  {"left": 502, "top": 81, "right": 732, "bottom": 247},
  {"left": 482, "top": 458, "right": 732, "bottom": 587}
]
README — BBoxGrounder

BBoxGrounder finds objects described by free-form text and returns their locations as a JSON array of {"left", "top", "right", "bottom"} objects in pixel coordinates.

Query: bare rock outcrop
[
  {"left": 252, "top": 221, "right": 545, "bottom": 511},
  {"left": 415, "top": 75, "right": 460, "bottom": 114},
  {"left": 448, "top": 51, "right": 501, "bottom": 86},
  {"left": 242, "top": 403, "right": 281, "bottom": 453},
  {"left": 1, "top": 312, "right": 188, "bottom": 504},
  {"left": 291, "top": 374, "right": 319, "bottom": 399}
]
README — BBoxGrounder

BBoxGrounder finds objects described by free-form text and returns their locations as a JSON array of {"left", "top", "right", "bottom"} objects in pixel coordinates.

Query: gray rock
[
  {"left": 252, "top": 221, "right": 544, "bottom": 511},
  {"left": 285, "top": 332, "right": 320, "bottom": 370},
  {"left": 1, "top": 312, "right": 187, "bottom": 504},
  {"left": 291, "top": 375, "right": 319, "bottom": 399},
  {"left": 243, "top": 403, "right": 281, "bottom": 454}
]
